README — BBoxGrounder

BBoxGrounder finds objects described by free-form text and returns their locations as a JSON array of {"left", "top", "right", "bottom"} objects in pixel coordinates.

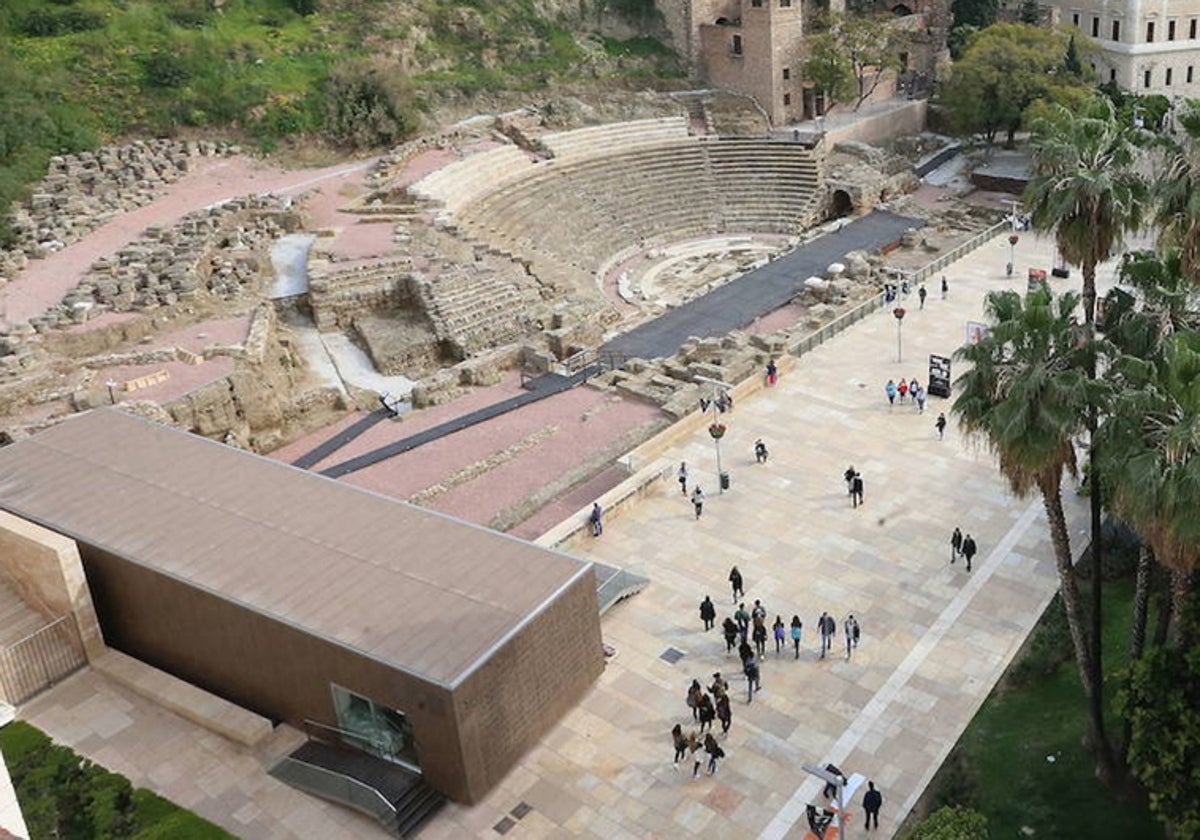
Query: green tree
[
  {"left": 1025, "top": 95, "right": 1149, "bottom": 783},
  {"left": 802, "top": 30, "right": 855, "bottom": 107},
  {"left": 940, "top": 23, "right": 1089, "bottom": 148},
  {"left": 901, "top": 805, "right": 990, "bottom": 840},
  {"left": 953, "top": 287, "right": 1102, "bottom": 775},
  {"left": 1119, "top": 620, "right": 1200, "bottom": 838},
  {"left": 324, "top": 57, "right": 421, "bottom": 149},
  {"left": 802, "top": 14, "right": 902, "bottom": 111},
  {"left": 951, "top": 0, "right": 997, "bottom": 29}
]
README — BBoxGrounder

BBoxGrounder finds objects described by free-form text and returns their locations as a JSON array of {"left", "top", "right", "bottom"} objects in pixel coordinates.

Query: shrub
[
  {"left": 140, "top": 52, "right": 191, "bottom": 89},
  {"left": 1007, "top": 592, "right": 1071, "bottom": 688},
  {"left": 18, "top": 8, "right": 105, "bottom": 37},
  {"left": 901, "top": 805, "right": 990, "bottom": 840},
  {"left": 324, "top": 57, "right": 420, "bottom": 148},
  {"left": 288, "top": 0, "right": 320, "bottom": 14}
]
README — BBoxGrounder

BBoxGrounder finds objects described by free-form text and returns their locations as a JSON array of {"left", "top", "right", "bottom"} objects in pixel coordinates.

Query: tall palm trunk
[
  {"left": 1081, "top": 259, "right": 1116, "bottom": 780},
  {"left": 1041, "top": 478, "right": 1098, "bottom": 698},
  {"left": 1119, "top": 544, "right": 1155, "bottom": 770},
  {"left": 1171, "top": 569, "right": 1195, "bottom": 649}
]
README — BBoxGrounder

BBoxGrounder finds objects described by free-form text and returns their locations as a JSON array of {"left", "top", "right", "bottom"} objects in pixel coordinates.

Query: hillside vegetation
[{"left": 0, "top": 0, "right": 680, "bottom": 244}]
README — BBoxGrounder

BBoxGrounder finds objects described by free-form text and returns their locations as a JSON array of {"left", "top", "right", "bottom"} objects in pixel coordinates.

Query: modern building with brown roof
[{"left": 0, "top": 409, "right": 604, "bottom": 805}]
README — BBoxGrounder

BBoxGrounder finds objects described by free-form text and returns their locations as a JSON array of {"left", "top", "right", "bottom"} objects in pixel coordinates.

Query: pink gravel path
[
  {"left": 746, "top": 301, "right": 806, "bottom": 336},
  {"left": 270, "top": 374, "right": 663, "bottom": 529},
  {"left": 3, "top": 156, "right": 375, "bottom": 326}
]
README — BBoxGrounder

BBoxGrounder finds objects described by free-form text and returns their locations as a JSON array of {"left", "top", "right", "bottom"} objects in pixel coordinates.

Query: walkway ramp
[
  {"left": 319, "top": 368, "right": 597, "bottom": 478},
  {"left": 602, "top": 211, "right": 922, "bottom": 361},
  {"left": 291, "top": 409, "right": 393, "bottom": 470}
]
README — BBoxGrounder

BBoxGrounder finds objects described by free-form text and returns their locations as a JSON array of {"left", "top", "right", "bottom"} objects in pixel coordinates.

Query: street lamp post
[
  {"left": 802, "top": 763, "right": 848, "bottom": 837},
  {"left": 708, "top": 408, "right": 725, "bottom": 493},
  {"left": 893, "top": 306, "right": 906, "bottom": 363},
  {"left": 1007, "top": 233, "right": 1019, "bottom": 278}
]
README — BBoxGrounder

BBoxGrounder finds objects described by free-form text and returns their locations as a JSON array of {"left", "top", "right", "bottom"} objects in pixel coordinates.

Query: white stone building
[{"left": 1048, "top": 0, "right": 1200, "bottom": 96}]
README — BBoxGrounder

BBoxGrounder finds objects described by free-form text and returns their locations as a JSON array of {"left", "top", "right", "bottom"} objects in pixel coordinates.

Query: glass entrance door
[{"left": 331, "top": 684, "right": 420, "bottom": 770}]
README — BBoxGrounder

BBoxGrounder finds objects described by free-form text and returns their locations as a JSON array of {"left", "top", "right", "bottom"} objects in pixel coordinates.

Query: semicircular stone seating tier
[{"left": 409, "top": 119, "right": 824, "bottom": 299}]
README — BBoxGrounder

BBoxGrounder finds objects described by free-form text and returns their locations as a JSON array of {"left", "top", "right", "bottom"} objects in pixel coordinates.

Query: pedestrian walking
[
  {"left": 715, "top": 691, "right": 732, "bottom": 734},
  {"left": 950, "top": 526, "right": 963, "bottom": 563},
  {"left": 962, "top": 533, "right": 978, "bottom": 572},
  {"left": 738, "top": 639, "right": 754, "bottom": 667},
  {"left": 751, "top": 599, "right": 767, "bottom": 623},
  {"left": 941, "top": 275, "right": 948, "bottom": 299},
  {"left": 897, "top": 379, "right": 908, "bottom": 403},
  {"left": 850, "top": 472, "right": 864, "bottom": 508},
  {"left": 729, "top": 566, "right": 744, "bottom": 601},
  {"left": 722, "top": 616, "right": 739, "bottom": 652},
  {"left": 844, "top": 465, "right": 857, "bottom": 495},
  {"left": 689, "top": 731, "right": 703, "bottom": 778},
  {"left": 936, "top": 412, "right": 947, "bottom": 439},
  {"left": 752, "top": 617, "right": 767, "bottom": 657},
  {"left": 692, "top": 486, "right": 705, "bottom": 519},
  {"left": 734, "top": 602, "right": 750, "bottom": 641},
  {"left": 773, "top": 615, "right": 786, "bottom": 655},
  {"left": 918, "top": 283, "right": 927, "bottom": 309},
  {"left": 671, "top": 723, "right": 688, "bottom": 768},
  {"left": 822, "top": 763, "right": 845, "bottom": 799},
  {"left": 790, "top": 615, "right": 803, "bottom": 659},
  {"left": 704, "top": 732, "right": 725, "bottom": 775},
  {"left": 915, "top": 386, "right": 926, "bottom": 414},
  {"left": 755, "top": 438, "right": 769, "bottom": 463},
  {"left": 699, "top": 595, "right": 716, "bottom": 631},
  {"left": 863, "top": 781, "right": 883, "bottom": 830},
  {"left": 765, "top": 358, "right": 778, "bottom": 386},
  {"left": 678, "top": 462, "right": 689, "bottom": 495},
  {"left": 885, "top": 379, "right": 897, "bottom": 407},
  {"left": 818, "top": 611, "right": 834, "bottom": 659},
  {"left": 589, "top": 502, "right": 603, "bottom": 537},
  {"left": 710, "top": 672, "right": 729, "bottom": 701},
  {"left": 845, "top": 614, "right": 860, "bottom": 660},
  {"left": 687, "top": 679, "right": 703, "bottom": 720},
  {"left": 743, "top": 653, "right": 760, "bottom": 703},
  {"left": 908, "top": 378, "right": 920, "bottom": 400},
  {"left": 697, "top": 693, "right": 715, "bottom": 733}
]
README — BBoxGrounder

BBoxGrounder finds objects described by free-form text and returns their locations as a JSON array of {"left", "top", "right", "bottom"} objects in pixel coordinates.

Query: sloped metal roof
[{"left": 0, "top": 410, "right": 592, "bottom": 686}]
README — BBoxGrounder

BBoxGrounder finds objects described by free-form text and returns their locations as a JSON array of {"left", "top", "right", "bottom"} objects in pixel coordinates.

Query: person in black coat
[
  {"left": 962, "top": 534, "right": 978, "bottom": 572},
  {"left": 699, "top": 595, "right": 716, "bottom": 631},
  {"left": 863, "top": 780, "right": 883, "bottom": 830},
  {"left": 728, "top": 566, "right": 744, "bottom": 601},
  {"left": 722, "top": 617, "right": 739, "bottom": 653}
]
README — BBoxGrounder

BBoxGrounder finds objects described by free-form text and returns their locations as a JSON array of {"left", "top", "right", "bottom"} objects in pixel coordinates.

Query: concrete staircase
[{"left": 0, "top": 578, "right": 50, "bottom": 649}]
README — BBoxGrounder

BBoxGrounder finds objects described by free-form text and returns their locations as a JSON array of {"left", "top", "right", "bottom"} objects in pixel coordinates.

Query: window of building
[
  {"left": 784, "top": 93, "right": 792, "bottom": 106},
  {"left": 782, "top": 67, "right": 791, "bottom": 80},
  {"left": 1192, "top": 19, "right": 1197, "bottom": 39},
  {"left": 780, "top": 0, "right": 792, "bottom": 7},
  {"left": 751, "top": 0, "right": 763, "bottom": 6},
  {"left": 1092, "top": 16, "right": 1100, "bottom": 37},
  {"left": 1072, "top": 12, "right": 1079, "bottom": 27},
  {"left": 1190, "top": 66, "right": 1195, "bottom": 83},
  {"left": 1111, "top": 68, "right": 1117, "bottom": 82},
  {"left": 1145, "top": 68, "right": 1152, "bottom": 88},
  {"left": 1147, "top": 21, "right": 1155, "bottom": 42},
  {"left": 1113, "top": 20, "right": 1120, "bottom": 40},
  {"left": 732, "top": 34, "right": 743, "bottom": 55},
  {"left": 1169, "top": 19, "right": 1177, "bottom": 40},
  {"left": 1167, "top": 67, "right": 1174, "bottom": 85}
]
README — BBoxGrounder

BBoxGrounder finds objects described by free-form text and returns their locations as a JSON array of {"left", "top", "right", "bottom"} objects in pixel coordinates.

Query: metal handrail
[
  {"left": 302, "top": 718, "right": 422, "bottom": 776},
  {"left": 2, "top": 614, "right": 72, "bottom": 650},
  {"left": 272, "top": 755, "right": 396, "bottom": 817}
]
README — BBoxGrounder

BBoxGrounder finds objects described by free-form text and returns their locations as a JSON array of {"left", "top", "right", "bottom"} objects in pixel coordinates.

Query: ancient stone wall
[
  {"left": 0, "top": 140, "right": 238, "bottom": 284},
  {"left": 307, "top": 259, "right": 416, "bottom": 331}
]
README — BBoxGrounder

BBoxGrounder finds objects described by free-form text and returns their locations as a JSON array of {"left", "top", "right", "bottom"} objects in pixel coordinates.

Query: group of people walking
[
  {"left": 949, "top": 527, "right": 979, "bottom": 571},
  {"left": 884, "top": 377, "right": 927, "bottom": 412}
]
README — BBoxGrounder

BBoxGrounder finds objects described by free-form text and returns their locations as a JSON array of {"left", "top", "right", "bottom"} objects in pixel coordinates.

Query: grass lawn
[{"left": 921, "top": 577, "right": 1164, "bottom": 839}]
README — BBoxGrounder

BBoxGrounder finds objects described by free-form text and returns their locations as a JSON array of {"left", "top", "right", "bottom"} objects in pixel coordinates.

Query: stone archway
[{"left": 829, "top": 189, "right": 853, "bottom": 219}]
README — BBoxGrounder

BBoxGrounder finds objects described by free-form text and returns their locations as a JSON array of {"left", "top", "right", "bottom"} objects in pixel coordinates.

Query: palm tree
[
  {"left": 1151, "top": 102, "right": 1200, "bottom": 285},
  {"left": 954, "top": 287, "right": 1111, "bottom": 760},
  {"left": 1025, "top": 97, "right": 1148, "bottom": 782},
  {"left": 1025, "top": 97, "right": 1148, "bottom": 325},
  {"left": 1102, "top": 330, "right": 1200, "bottom": 649}
]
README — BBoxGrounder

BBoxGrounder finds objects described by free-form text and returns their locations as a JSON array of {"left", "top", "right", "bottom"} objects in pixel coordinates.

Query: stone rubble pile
[
  {"left": 26, "top": 195, "right": 299, "bottom": 334},
  {"left": 0, "top": 140, "right": 239, "bottom": 283}
]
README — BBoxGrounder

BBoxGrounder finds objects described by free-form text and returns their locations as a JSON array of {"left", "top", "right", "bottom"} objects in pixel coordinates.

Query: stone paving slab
[
  {"left": 427, "top": 232, "right": 1105, "bottom": 839},
  {"left": 13, "top": 232, "right": 1114, "bottom": 840}
]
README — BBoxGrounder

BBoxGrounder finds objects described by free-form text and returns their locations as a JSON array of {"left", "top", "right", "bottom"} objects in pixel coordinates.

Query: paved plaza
[{"left": 17, "top": 231, "right": 1108, "bottom": 839}]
